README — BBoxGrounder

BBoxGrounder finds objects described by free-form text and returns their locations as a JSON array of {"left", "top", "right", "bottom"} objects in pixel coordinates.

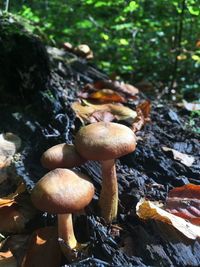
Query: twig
[
  {"left": 169, "top": 0, "right": 186, "bottom": 92},
  {"left": 5, "top": 0, "right": 10, "bottom": 12}
]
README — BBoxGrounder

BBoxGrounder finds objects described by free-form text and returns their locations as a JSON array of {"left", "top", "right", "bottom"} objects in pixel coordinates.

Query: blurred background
[{"left": 1, "top": 0, "right": 200, "bottom": 101}]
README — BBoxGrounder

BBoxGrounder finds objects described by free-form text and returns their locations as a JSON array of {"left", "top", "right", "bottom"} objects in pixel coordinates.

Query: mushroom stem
[
  {"left": 99, "top": 159, "right": 118, "bottom": 223},
  {"left": 58, "top": 214, "right": 77, "bottom": 255}
]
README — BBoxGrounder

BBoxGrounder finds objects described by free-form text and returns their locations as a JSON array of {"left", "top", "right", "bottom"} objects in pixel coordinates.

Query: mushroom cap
[
  {"left": 75, "top": 122, "right": 136, "bottom": 161},
  {"left": 31, "top": 168, "right": 94, "bottom": 214},
  {"left": 41, "top": 143, "right": 86, "bottom": 170}
]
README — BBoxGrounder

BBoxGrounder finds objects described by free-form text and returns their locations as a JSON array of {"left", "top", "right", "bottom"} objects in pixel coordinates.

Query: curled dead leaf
[
  {"left": 166, "top": 184, "right": 200, "bottom": 225},
  {"left": 83, "top": 79, "right": 139, "bottom": 99},
  {"left": 0, "top": 205, "right": 27, "bottom": 233},
  {"left": 0, "top": 250, "right": 17, "bottom": 267},
  {"left": 0, "top": 186, "right": 35, "bottom": 233},
  {"left": 89, "top": 89, "right": 125, "bottom": 103},
  {"left": 72, "top": 101, "right": 137, "bottom": 125},
  {"left": 162, "top": 147, "right": 195, "bottom": 167},
  {"left": 136, "top": 198, "right": 200, "bottom": 239},
  {"left": 21, "top": 227, "right": 61, "bottom": 267},
  {"left": 0, "top": 183, "right": 26, "bottom": 208},
  {"left": 1, "top": 234, "right": 29, "bottom": 265},
  {"left": 131, "top": 100, "right": 151, "bottom": 132}
]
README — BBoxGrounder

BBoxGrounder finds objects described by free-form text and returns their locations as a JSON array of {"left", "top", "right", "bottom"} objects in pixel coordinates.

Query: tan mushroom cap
[
  {"left": 31, "top": 168, "right": 94, "bottom": 214},
  {"left": 41, "top": 143, "right": 86, "bottom": 170},
  {"left": 75, "top": 122, "right": 136, "bottom": 161}
]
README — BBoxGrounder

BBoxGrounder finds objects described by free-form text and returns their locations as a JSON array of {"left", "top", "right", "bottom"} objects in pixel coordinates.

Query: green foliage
[
  {"left": 4, "top": 0, "right": 200, "bottom": 99},
  {"left": 188, "top": 110, "right": 200, "bottom": 134}
]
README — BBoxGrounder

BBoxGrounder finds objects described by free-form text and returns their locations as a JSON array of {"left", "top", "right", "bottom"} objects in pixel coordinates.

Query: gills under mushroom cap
[
  {"left": 31, "top": 168, "right": 94, "bottom": 214},
  {"left": 75, "top": 122, "right": 136, "bottom": 161}
]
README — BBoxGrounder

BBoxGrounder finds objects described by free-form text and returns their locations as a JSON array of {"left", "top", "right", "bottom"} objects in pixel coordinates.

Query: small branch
[
  {"left": 170, "top": 0, "right": 186, "bottom": 92},
  {"left": 5, "top": 0, "right": 10, "bottom": 12}
]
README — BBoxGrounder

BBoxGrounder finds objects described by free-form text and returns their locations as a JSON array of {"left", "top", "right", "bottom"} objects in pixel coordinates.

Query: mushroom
[
  {"left": 41, "top": 143, "right": 86, "bottom": 170},
  {"left": 31, "top": 168, "right": 94, "bottom": 262},
  {"left": 75, "top": 122, "right": 136, "bottom": 223}
]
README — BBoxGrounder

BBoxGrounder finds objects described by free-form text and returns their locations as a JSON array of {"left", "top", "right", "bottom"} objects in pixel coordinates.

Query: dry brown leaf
[
  {"left": 120, "top": 83, "right": 139, "bottom": 97},
  {"left": 89, "top": 110, "right": 115, "bottom": 123},
  {"left": 0, "top": 190, "right": 35, "bottom": 233},
  {"left": 89, "top": 89, "right": 125, "bottom": 103},
  {"left": 0, "top": 183, "right": 26, "bottom": 208},
  {"left": 83, "top": 80, "right": 139, "bottom": 98},
  {"left": 166, "top": 184, "right": 200, "bottom": 225},
  {"left": 1, "top": 234, "right": 29, "bottom": 265},
  {"left": 0, "top": 250, "right": 17, "bottom": 267},
  {"left": 131, "top": 100, "right": 151, "bottom": 132},
  {"left": 162, "top": 147, "right": 195, "bottom": 167},
  {"left": 21, "top": 227, "right": 61, "bottom": 267},
  {"left": 0, "top": 205, "right": 27, "bottom": 233},
  {"left": 72, "top": 101, "right": 137, "bottom": 125},
  {"left": 136, "top": 198, "right": 200, "bottom": 239}
]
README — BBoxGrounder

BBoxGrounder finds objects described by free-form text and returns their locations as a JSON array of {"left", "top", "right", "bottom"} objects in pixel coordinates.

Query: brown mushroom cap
[
  {"left": 41, "top": 143, "right": 86, "bottom": 170},
  {"left": 31, "top": 168, "right": 94, "bottom": 214},
  {"left": 75, "top": 122, "right": 136, "bottom": 161}
]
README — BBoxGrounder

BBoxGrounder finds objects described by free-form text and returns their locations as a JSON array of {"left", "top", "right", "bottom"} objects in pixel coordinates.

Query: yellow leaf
[{"left": 136, "top": 198, "right": 200, "bottom": 240}]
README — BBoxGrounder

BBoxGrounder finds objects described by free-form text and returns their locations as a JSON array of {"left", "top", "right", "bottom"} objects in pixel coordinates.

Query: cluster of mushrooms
[{"left": 31, "top": 122, "right": 137, "bottom": 262}]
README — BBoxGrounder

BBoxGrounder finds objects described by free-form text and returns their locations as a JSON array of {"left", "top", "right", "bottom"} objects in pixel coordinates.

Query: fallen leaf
[
  {"left": 0, "top": 205, "right": 27, "bottom": 233},
  {"left": 0, "top": 250, "right": 17, "bottom": 267},
  {"left": 0, "top": 183, "right": 26, "bottom": 207},
  {"left": 88, "top": 89, "right": 125, "bottom": 103},
  {"left": 136, "top": 198, "right": 200, "bottom": 239},
  {"left": 89, "top": 110, "right": 115, "bottom": 123},
  {"left": 182, "top": 100, "right": 200, "bottom": 111},
  {"left": 0, "top": 190, "right": 35, "bottom": 233},
  {"left": 166, "top": 184, "right": 200, "bottom": 225},
  {"left": 21, "top": 227, "right": 61, "bottom": 267},
  {"left": 162, "top": 147, "right": 195, "bottom": 167},
  {"left": 2, "top": 234, "right": 29, "bottom": 265},
  {"left": 72, "top": 101, "right": 137, "bottom": 125},
  {"left": 131, "top": 100, "right": 151, "bottom": 132},
  {"left": 83, "top": 79, "right": 139, "bottom": 98}
]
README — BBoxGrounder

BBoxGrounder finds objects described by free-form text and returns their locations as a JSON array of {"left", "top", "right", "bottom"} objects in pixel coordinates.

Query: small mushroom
[
  {"left": 31, "top": 168, "right": 94, "bottom": 262},
  {"left": 41, "top": 143, "right": 86, "bottom": 170},
  {"left": 74, "top": 44, "right": 94, "bottom": 59},
  {"left": 75, "top": 122, "right": 136, "bottom": 223}
]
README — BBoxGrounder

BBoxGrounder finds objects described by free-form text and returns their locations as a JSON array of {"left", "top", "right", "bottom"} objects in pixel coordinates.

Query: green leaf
[
  {"left": 94, "top": 1, "right": 112, "bottom": 7},
  {"left": 123, "top": 1, "right": 139, "bottom": 13},
  {"left": 188, "top": 6, "right": 199, "bottom": 16},
  {"left": 100, "top": 33, "right": 109, "bottom": 40},
  {"left": 119, "top": 38, "right": 129, "bottom": 45},
  {"left": 112, "top": 22, "right": 134, "bottom": 31},
  {"left": 76, "top": 19, "right": 93, "bottom": 29},
  {"left": 192, "top": 54, "right": 200, "bottom": 62}
]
